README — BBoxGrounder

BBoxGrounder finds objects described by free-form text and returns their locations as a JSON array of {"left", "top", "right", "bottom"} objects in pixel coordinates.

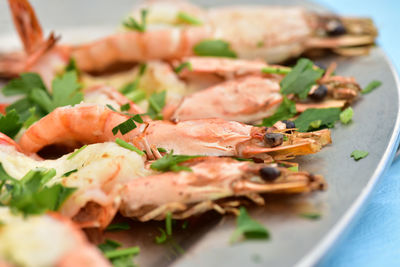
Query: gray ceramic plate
[{"left": 0, "top": 1, "right": 399, "bottom": 266}]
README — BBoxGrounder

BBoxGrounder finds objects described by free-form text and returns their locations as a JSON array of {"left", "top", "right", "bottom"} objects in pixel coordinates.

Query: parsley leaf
[
  {"left": 0, "top": 165, "right": 76, "bottom": 216},
  {"left": 260, "top": 97, "right": 297, "bottom": 127},
  {"left": 174, "top": 62, "right": 193, "bottom": 74},
  {"left": 280, "top": 58, "right": 324, "bottom": 99},
  {"left": 112, "top": 118, "right": 138, "bottom": 135},
  {"left": 0, "top": 110, "right": 23, "bottom": 138},
  {"left": 49, "top": 71, "right": 83, "bottom": 111},
  {"left": 261, "top": 66, "right": 291, "bottom": 75},
  {"left": 294, "top": 108, "right": 341, "bottom": 132},
  {"left": 106, "top": 222, "right": 131, "bottom": 231},
  {"left": 193, "top": 40, "right": 237, "bottom": 58},
  {"left": 177, "top": 12, "right": 203, "bottom": 25},
  {"left": 120, "top": 103, "right": 130, "bottom": 112},
  {"left": 147, "top": 91, "right": 166, "bottom": 120},
  {"left": 361, "top": 80, "right": 381, "bottom": 94},
  {"left": 99, "top": 239, "right": 139, "bottom": 267},
  {"left": 115, "top": 138, "right": 145, "bottom": 156},
  {"left": 2, "top": 73, "right": 46, "bottom": 96},
  {"left": 67, "top": 145, "right": 88, "bottom": 160},
  {"left": 299, "top": 212, "right": 321, "bottom": 220},
  {"left": 123, "top": 9, "right": 148, "bottom": 32},
  {"left": 230, "top": 207, "right": 269, "bottom": 243},
  {"left": 150, "top": 151, "right": 200, "bottom": 172},
  {"left": 351, "top": 150, "right": 369, "bottom": 161},
  {"left": 155, "top": 212, "right": 173, "bottom": 244},
  {"left": 65, "top": 58, "right": 79, "bottom": 74},
  {"left": 340, "top": 107, "right": 353, "bottom": 124},
  {"left": 62, "top": 169, "right": 78, "bottom": 177}
]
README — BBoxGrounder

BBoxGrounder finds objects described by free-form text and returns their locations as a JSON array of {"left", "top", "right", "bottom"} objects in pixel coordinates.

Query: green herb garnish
[
  {"left": 62, "top": 169, "right": 78, "bottom": 177},
  {"left": 361, "top": 80, "right": 382, "bottom": 94},
  {"left": 150, "top": 151, "right": 200, "bottom": 172},
  {"left": 280, "top": 58, "right": 324, "bottom": 99},
  {"left": 230, "top": 207, "right": 269, "bottom": 243},
  {"left": 157, "top": 147, "right": 167, "bottom": 153},
  {"left": 177, "top": 12, "right": 202, "bottom": 25},
  {"left": 261, "top": 66, "right": 291, "bottom": 75},
  {"left": 147, "top": 91, "right": 166, "bottom": 120},
  {"left": 351, "top": 150, "right": 369, "bottom": 161},
  {"left": 0, "top": 164, "right": 76, "bottom": 216},
  {"left": 340, "top": 107, "right": 353, "bottom": 124},
  {"left": 98, "top": 239, "right": 139, "bottom": 267},
  {"left": 287, "top": 166, "right": 299, "bottom": 172},
  {"left": 0, "top": 110, "right": 23, "bottom": 139},
  {"left": 260, "top": 97, "right": 297, "bottom": 127},
  {"left": 65, "top": 58, "right": 79, "bottom": 74},
  {"left": 106, "top": 222, "right": 131, "bottom": 231},
  {"left": 193, "top": 40, "right": 237, "bottom": 58},
  {"left": 120, "top": 103, "right": 131, "bottom": 112},
  {"left": 294, "top": 108, "right": 341, "bottom": 132},
  {"left": 299, "top": 212, "right": 321, "bottom": 220},
  {"left": 67, "top": 145, "right": 88, "bottom": 160},
  {"left": 256, "top": 41, "right": 264, "bottom": 48},
  {"left": 123, "top": 9, "right": 148, "bottom": 32},
  {"left": 155, "top": 228, "right": 168, "bottom": 244},
  {"left": 115, "top": 138, "right": 145, "bottom": 156},
  {"left": 174, "top": 62, "right": 193, "bottom": 74},
  {"left": 2, "top": 72, "right": 46, "bottom": 96}
]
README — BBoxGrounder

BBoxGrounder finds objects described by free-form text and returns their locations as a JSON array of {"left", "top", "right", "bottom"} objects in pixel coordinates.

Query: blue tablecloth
[{"left": 316, "top": 1, "right": 400, "bottom": 266}]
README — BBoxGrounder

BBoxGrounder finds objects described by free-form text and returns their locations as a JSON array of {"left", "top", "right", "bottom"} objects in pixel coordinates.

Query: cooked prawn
[
  {"left": 168, "top": 57, "right": 360, "bottom": 123},
  {"left": 0, "top": 207, "right": 110, "bottom": 267},
  {"left": 1, "top": 0, "right": 377, "bottom": 77},
  {"left": 120, "top": 157, "right": 325, "bottom": 221},
  {"left": 18, "top": 104, "right": 331, "bottom": 162},
  {"left": 0, "top": 139, "right": 149, "bottom": 229}
]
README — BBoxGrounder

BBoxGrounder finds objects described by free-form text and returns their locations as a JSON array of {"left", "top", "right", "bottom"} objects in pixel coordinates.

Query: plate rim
[{"left": 296, "top": 48, "right": 400, "bottom": 267}]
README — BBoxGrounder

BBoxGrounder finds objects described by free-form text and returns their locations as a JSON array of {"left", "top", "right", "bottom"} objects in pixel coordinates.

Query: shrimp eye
[
  {"left": 263, "top": 133, "right": 283, "bottom": 147},
  {"left": 259, "top": 167, "right": 281, "bottom": 182},
  {"left": 326, "top": 19, "right": 347, "bottom": 36},
  {"left": 282, "top": 120, "right": 296, "bottom": 129},
  {"left": 309, "top": 85, "right": 328, "bottom": 101}
]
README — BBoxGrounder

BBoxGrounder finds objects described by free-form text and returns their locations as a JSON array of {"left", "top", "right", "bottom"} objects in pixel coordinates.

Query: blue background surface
[{"left": 316, "top": 1, "right": 400, "bottom": 266}]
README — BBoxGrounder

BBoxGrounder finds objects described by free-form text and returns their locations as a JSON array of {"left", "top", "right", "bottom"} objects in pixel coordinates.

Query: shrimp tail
[
  {"left": 307, "top": 14, "right": 378, "bottom": 56},
  {"left": 7, "top": 0, "right": 45, "bottom": 54},
  {"left": 1, "top": 0, "right": 60, "bottom": 78}
]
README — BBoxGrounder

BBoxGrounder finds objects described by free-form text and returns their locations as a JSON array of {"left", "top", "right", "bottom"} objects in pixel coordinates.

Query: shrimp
[
  {"left": 18, "top": 104, "right": 331, "bottom": 162},
  {"left": 1, "top": 0, "right": 377, "bottom": 77},
  {"left": 0, "top": 207, "right": 110, "bottom": 267},
  {"left": 120, "top": 157, "right": 325, "bottom": 221},
  {"left": 168, "top": 57, "right": 360, "bottom": 123},
  {"left": 0, "top": 140, "right": 149, "bottom": 229}
]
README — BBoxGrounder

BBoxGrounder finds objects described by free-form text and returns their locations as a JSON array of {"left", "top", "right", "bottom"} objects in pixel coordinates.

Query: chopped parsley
[
  {"left": 177, "top": 12, "right": 202, "bottom": 25},
  {"left": 361, "top": 80, "right": 382, "bottom": 94},
  {"left": 351, "top": 150, "right": 369, "bottom": 161},
  {"left": 174, "top": 62, "right": 193, "bottom": 74},
  {"left": 98, "top": 239, "right": 139, "bottom": 267},
  {"left": 120, "top": 64, "right": 147, "bottom": 103},
  {"left": 340, "top": 107, "right": 353, "bottom": 124},
  {"left": 115, "top": 138, "right": 145, "bottom": 156},
  {"left": 288, "top": 166, "right": 299, "bottom": 172},
  {"left": 147, "top": 91, "right": 166, "bottom": 120},
  {"left": 230, "top": 207, "right": 269, "bottom": 243},
  {"left": 256, "top": 41, "right": 264, "bottom": 48},
  {"left": 261, "top": 66, "right": 291, "bottom": 75},
  {"left": 193, "top": 40, "right": 237, "bottom": 58},
  {"left": 155, "top": 212, "right": 173, "bottom": 244},
  {"left": 67, "top": 145, "right": 88, "bottom": 160},
  {"left": 260, "top": 97, "right": 297, "bottom": 127},
  {"left": 280, "top": 58, "right": 324, "bottom": 99},
  {"left": 64, "top": 58, "right": 79, "bottom": 74},
  {"left": 62, "top": 169, "right": 78, "bottom": 177},
  {"left": 0, "top": 110, "right": 23, "bottom": 138},
  {"left": 294, "top": 108, "right": 341, "bottom": 132},
  {"left": 120, "top": 103, "right": 131, "bottom": 112},
  {"left": 157, "top": 147, "right": 167, "bottom": 153},
  {"left": 106, "top": 222, "right": 131, "bottom": 231},
  {"left": 2, "top": 71, "right": 82, "bottom": 129},
  {"left": 123, "top": 9, "right": 148, "bottom": 32},
  {"left": 0, "top": 164, "right": 76, "bottom": 216},
  {"left": 150, "top": 151, "right": 200, "bottom": 172},
  {"left": 112, "top": 117, "right": 138, "bottom": 135},
  {"left": 299, "top": 212, "right": 321, "bottom": 220}
]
